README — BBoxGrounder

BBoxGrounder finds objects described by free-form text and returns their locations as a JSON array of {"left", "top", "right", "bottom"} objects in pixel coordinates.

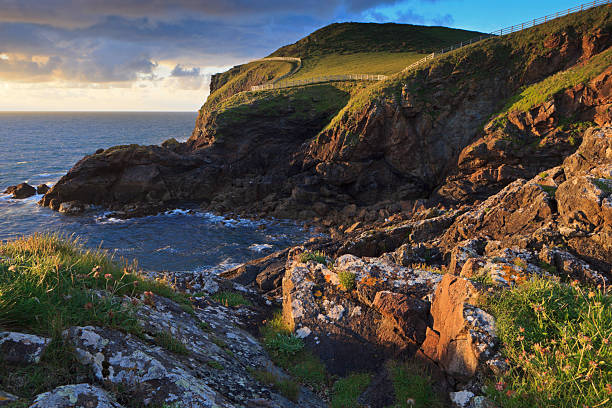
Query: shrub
[
  {"left": 211, "top": 291, "right": 251, "bottom": 307},
  {"left": 338, "top": 271, "right": 356, "bottom": 291},
  {"left": 483, "top": 278, "right": 611, "bottom": 408},
  {"left": 299, "top": 250, "right": 328, "bottom": 265}
]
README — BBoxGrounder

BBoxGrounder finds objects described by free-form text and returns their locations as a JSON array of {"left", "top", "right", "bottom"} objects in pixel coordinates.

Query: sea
[{"left": 0, "top": 112, "right": 312, "bottom": 273}]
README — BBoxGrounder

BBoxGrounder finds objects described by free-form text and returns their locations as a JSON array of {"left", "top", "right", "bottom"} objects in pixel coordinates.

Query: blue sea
[{"left": 0, "top": 112, "right": 311, "bottom": 272}]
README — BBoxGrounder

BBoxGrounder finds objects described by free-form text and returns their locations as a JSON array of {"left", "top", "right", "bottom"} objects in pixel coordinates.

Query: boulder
[
  {"left": 58, "top": 201, "right": 85, "bottom": 215},
  {"left": 30, "top": 384, "right": 124, "bottom": 408},
  {"left": 256, "top": 261, "right": 285, "bottom": 292},
  {"left": 36, "top": 184, "right": 50, "bottom": 195},
  {"left": 0, "top": 331, "right": 49, "bottom": 364},
  {"left": 4, "top": 183, "right": 36, "bottom": 199},
  {"left": 420, "top": 275, "right": 497, "bottom": 381}
]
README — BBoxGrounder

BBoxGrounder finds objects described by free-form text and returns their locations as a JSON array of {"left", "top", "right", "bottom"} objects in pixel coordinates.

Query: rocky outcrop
[
  {"left": 30, "top": 384, "right": 124, "bottom": 408},
  {"left": 3, "top": 183, "right": 36, "bottom": 199}
]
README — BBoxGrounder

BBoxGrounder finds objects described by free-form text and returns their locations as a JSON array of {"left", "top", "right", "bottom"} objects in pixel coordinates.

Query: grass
[
  {"left": 206, "top": 360, "right": 224, "bottom": 370},
  {"left": 210, "top": 291, "right": 251, "bottom": 307},
  {"left": 538, "top": 184, "right": 558, "bottom": 197},
  {"left": 154, "top": 331, "right": 189, "bottom": 355},
  {"left": 330, "top": 373, "right": 371, "bottom": 408},
  {"left": 483, "top": 277, "right": 611, "bottom": 408},
  {"left": 299, "top": 250, "right": 328, "bottom": 265},
  {"left": 251, "top": 369, "right": 300, "bottom": 402},
  {"left": 338, "top": 271, "right": 356, "bottom": 291},
  {"left": 289, "top": 52, "right": 426, "bottom": 79},
  {"left": 500, "top": 47, "right": 612, "bottom": 114},
  {"left": 0, "top": 233, "right": 194, "bottom": 401},
  {"left": 386, "top": 361, "right": 445, "bottom": 408},
  {"left": 260, "top": 312, "right": 329, "bottom": 391}
]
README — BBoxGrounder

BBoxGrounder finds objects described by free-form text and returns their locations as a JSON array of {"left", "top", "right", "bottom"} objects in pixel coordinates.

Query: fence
[{"left": 251, "top": 74, "right": 388, "bottom": 91}]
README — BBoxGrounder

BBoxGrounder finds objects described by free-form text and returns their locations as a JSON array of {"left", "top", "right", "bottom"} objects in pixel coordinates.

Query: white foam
[{"left": 248, "top": 243, "right": 274, "bottom": 252}]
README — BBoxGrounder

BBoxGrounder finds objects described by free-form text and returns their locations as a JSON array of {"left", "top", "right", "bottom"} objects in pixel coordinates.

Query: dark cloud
[
  {"left": 0, "top": 0, "right": 457, "bottom": 84},
  {"left": 171, "top": 64, "right": 201, "bottom": 77}
]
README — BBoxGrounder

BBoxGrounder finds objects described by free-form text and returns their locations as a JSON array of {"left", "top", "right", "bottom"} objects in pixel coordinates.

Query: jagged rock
[
  {"left": 0, "top": 390, "right": 18, "bottom": 406},
  {"left": 0, "top": 331, "right": 49, "bottom": 364},
  {"left": 4, "top": 183, "right": 36, "bottom": 199},
  {"left": 36, "top": 184, "right": 50, "bottom": 195},
  {"left": 256, "top": 261, "right": 285, "bottom": 292},
  {"left": 282, "top": 250, "right": 442, "bottom": 375},
  {"left": 220, "top": 264, "right": 261, "bottom": 286},
  {"left": 420, "top": 275, "right": 496, "bottom": 381},
  {"left": 58, "top": 201, "right": 85, "bottom": 215},
  {"left": 30, "top": 384, "right": 124, "bottom": 408}
]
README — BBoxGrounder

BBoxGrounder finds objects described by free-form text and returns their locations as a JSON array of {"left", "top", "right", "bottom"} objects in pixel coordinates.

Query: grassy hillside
[
  {"left": 199, "top": 22, "right": 484, "bottom": 113},
  {"left": 203, "top": 60, "right": 295, "bottom": 110}
]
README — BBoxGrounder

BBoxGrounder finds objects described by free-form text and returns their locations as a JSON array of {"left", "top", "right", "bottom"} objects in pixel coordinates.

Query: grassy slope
[
  {"left": 0, "top": 234, "right": 192, "bottom": 402},
  {"left": 203, "top": 60, "right": 294, "bottom": 111},
  {"left": 320, "top": 4, "right": 612, "bottom": 135}
]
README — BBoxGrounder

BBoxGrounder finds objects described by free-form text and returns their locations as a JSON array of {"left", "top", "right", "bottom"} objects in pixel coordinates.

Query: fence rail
[
  {"left": 248, "top": 0, "right": 611, "bottom": 92},
  {"left": 251, "top": 74, "right": 388, "bottom": 91}
]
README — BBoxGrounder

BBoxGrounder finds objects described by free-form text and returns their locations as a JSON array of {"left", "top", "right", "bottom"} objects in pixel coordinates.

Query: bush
[
  {"left": 338, "top": 271, "right": 356, "bottom": 291},
  {"left": 483, "top": 278, "right": 611, "bottom": 408},
  {"left": 299, "top": 250, "right": 328, "bottom": 265}
]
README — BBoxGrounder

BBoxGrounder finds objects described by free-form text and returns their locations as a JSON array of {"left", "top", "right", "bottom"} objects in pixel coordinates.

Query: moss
[{"left": 537, "top": 184, "right": 558, "bottom": 197}]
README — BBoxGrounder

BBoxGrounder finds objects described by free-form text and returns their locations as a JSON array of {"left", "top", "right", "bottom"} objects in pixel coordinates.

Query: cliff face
[{"left": 41, "top": 6, "right": 611, "bottom": 224}]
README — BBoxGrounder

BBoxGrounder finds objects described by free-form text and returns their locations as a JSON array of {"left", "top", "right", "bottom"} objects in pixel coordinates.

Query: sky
[{"left": 0, "top": 0, "right": 587, "bottom": 111}]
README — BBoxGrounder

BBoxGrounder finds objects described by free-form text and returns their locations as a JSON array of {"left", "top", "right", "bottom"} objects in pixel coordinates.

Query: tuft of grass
[
  {"left": 210, "top": 291, "right": 251, "bottom": 307},
  {"left": 252, "top": 369, "right": 300, "bottom": 402},
  {"left": 299, "top": 250, "right": 328, "bottom": 265},
  {"left": 206, "top": 360, "right": 224, "bottom": 370},
  {"left": 264, "top": 333, "right": 305, "bottom": 358},
  {"left": 537, "top": 184, "right": 557, "bottom": 197},
  {"left": 330, "top": 373, "right": 371, "bottom": 408},
  {"left": 338, "top": 271, "right": 356, "bottom": 291},
  {"left": 386, "top": 361, "right": 444, "bottom": 408},
  {"left": 483, "top": 278, "right": 611, "bottom": 408},
  {"left": 154, "top": 331, "right": 189, "bottom": 355},
  {"left": 199, "top": 321, "right": 213, "bottom": 332}
]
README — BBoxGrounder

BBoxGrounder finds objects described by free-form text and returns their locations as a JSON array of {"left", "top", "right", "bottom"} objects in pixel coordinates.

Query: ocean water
[{"left": 0, "top": 112, "right": 312, "bottom": 272}]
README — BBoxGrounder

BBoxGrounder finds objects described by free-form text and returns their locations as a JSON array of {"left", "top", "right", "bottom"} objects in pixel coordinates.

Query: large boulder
[
  {"left": 420, "top": 275, "right": 499, "bottom": 381},
  {"left": 4, "top": 183, "right": 36, "bottom": 199}
]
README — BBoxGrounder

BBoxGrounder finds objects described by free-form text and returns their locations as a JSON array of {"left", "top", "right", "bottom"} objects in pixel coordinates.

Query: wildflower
[
  {"left": 516, "top": 335, "right": 524, "bottom": 341},
  {"left": 589, "top": 361, "right": 598, "bottom": 368},
  {"left": 588, "top": 291, "right": 596, "bottom": 299},
  {"left": 571, "top": 279, "right": 580, "bottom": 286},
  {"left": 606, "top": 384, "right": 612, "bottom": 394},
  {"left": 104, "top": 273, "right": 113, "bottom": 279},
  {"left": 518, "top": 327, "right": 525, "bottom": 333},
  {"left": 107, "top": 310, "right": 114, "bottom": 319},
  {"left": 8, "top": 265, "right": 16, "bottom": 272},
  {"left": 495, "top": 381, "right": 505, "bottom": 391},
  {"left": 144, "top": 291, "right": 153, "bottom": 297},
  {"left": 603, "top": 338, "right": 609, "bottom": 345},
  {"left": 406, "top": 398, "right": 415, "bottom": 406},
  {"left": 505, "top": 390, "right": 514, "bottom": 397},
  {"left": 84, "top": 302, "right": 93, "bottom": 310}
]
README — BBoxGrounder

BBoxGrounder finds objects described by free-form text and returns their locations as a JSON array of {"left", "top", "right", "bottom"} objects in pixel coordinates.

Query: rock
[
  {"left": 30, "top": 384, "right": 124, "bottom": 408},
  {"left": 220, "top": 264, "right": 261, "bottom": 286},
  {"left": 421, "top": 275, "right": 497, "bottom": 381},
  {"left": 470, "top": 396, "right": 497, "bottom": 408},
  {"left": 4, "top": 183, "right": 36, "bottom": 199},
  {"left": 0, "top": 391, "right": 18, "bottom": 406},
  {"left": 372, "top": 291, "right": 428, "bottom": 345},
  {"left": 36, "top": 184, "right": 50, "bottom": 195},
  {"left": 0, "top": 331, "right": 49, "bottom": 364},
  {"left": 58, "top": 201, "right": 85, "bottom": 215},
  {"left": 256, "top": 261, "right": 285, "bottom": 292},
  {"left": 450, "top": 390, "right": 475, "bottom": 408}
]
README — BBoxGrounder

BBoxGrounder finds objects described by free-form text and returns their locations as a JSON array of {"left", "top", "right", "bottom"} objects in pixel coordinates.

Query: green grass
[
  {"left": 538, "top": 184, "right": 558, "bottom": 197},
  {"left": 593, "top": 178, "right": 612, "bottom": 194},
  {"left": 289, "top": 52, "right": 425, "bottom": 80},
  {"left": 330, "top": 373, "right": 371, "bottom": 408},
  {"left": 386, "top": 361, "right": 444, "bottom": 408},
  {"left": 299, "top": 250, "right": 328, "bottom": 265},
  {"left": 0, "top": 233, "right": 194, "bottom": 401},
  {"left": 338, "top": 271, "right": 356, "bottom": 291},
  {"left": 483, "top": 278, "right": 611, "bottom": 408},
  {"left": 210, "top": 291, "right": 251, "bottom": 307},
  {"left": 154, "top": 331, "right": 189, "bottom": 355},
  {"left": 206, "top": 360, "right": 224, "bottom": 370},
  {"left": 251, "top": 369, "right": 300, "bottom": 402},
  {"left": 260, "top": 312, "right": 329, "bottom": 391},
  {"left": 500, "top": 47, "right": 612, "bottom": 114}
]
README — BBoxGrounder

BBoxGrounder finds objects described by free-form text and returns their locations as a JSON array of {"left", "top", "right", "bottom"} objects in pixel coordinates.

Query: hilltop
[{"left": 8, "top": 3, "right": 611, "bottom": 407}]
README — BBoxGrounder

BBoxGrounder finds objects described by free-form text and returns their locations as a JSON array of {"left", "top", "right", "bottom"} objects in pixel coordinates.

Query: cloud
[{"left": 171, "top": 64, "right": 201, "bottom": 77}]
